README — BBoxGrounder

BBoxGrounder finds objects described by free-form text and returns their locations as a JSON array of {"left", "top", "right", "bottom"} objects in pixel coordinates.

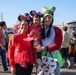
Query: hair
[
  {"left": 20, "top": 19, "right": 29, "bottom": 25},
  {"left": 0, "top": 21, "right": 6, "bottom": 27},
  {"left": 41, "top": 19, "right": 53, "bottom": 39},
  {"left": 63, "top": 26, "right": 68, "bottom": 31}
]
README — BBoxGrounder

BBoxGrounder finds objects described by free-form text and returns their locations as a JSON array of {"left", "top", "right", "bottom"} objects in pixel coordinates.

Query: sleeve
[
  {"left": 8, "top": 35, "right": 15, "bottom": 68},
  {"left": 0, "top": 30, "right": 5, "bottom": 46},
  {"left": 48, "top": 27, "right": 63, "bottom": 52},
  {"left": 5, "top": 31, "right": 9, "bottom": 42}
]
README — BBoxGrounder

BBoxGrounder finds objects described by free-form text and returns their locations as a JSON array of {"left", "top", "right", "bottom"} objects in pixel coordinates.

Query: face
[
  {"left": 20, "top": 20, "right": 28, "bottom": 34},
  {"left": 33, "top": 17, "right": 40, "bottom": 26},
  {"left": 44, "top": 16, "right": 53, "bottom": 27},
  {"left": 2, "top": 25, "right": 7, "bottom": 30}
]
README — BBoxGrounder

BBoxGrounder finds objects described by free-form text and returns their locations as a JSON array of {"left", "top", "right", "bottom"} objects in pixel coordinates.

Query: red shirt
[
  {"left": 8, "top": 33, "right": 36, "bottom": 68},
  {"left": 28, "top": 25, "right": 42, "bottom": 40}
]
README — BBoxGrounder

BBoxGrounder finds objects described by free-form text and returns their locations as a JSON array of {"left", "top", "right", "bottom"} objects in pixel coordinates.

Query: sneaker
[
  {"left": 67, "top": 60, "right": 71, "bottom": 69},
  {"left": 4, "top": 69, "right": 11, "bottom": 73},
  {"left": 4, "top": 68, "right": 8, "bottom": 71}
]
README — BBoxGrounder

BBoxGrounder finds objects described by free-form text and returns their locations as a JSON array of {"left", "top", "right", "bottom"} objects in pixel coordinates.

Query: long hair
[{"left": 41, "top": 19, "right": 53, "bottom": 39}]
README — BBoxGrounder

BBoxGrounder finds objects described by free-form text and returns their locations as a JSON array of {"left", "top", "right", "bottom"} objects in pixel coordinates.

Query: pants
[
  {"left": 55, "top": 62, "right": 60, "bottom": 75},
  {"left": 0, "top": 46, "right": 8, "bottom": 71},
  {"left": 15, "top": 64, "right": 33, "bottom": 75},
  {"left": 61, "top": 47, "right": 69, "bottom": 60},
  {"left": 74, "top": 52, "right": 76, "bottom": 63}
]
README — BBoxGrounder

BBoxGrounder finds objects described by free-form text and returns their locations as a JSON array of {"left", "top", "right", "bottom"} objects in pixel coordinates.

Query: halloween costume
[
  {"left": 37, "top": 6, "right": 63, "bottom": 75},
  {"left": 7, "top": 14, "right": 36, "bottom": 75}
]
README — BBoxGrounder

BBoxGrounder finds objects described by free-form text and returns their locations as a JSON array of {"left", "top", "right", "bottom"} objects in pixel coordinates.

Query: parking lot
[{"left": 0, "top": 57, "right": 76, "bottom": 75}]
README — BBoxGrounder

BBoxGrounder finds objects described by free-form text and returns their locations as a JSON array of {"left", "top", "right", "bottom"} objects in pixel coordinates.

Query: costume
[
  {"left": 37, "top": 6, "right": 63, "bottom": 75},
  {"left": 42, "top": 26, "right": 62, "bottom": 52},
  {"left": 8, "top": 33, "right": 36, "bottom": 68},
  {"left": 28, "top": 25, "right": 42, "bottom": 40},
  {"left": 29, "top": 10, "right": 43, "bottom": 66}
]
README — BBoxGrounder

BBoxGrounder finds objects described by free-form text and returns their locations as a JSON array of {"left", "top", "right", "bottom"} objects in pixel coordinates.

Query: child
[{"left": 28, "top": 10, "right": 43, "bottom": 66}]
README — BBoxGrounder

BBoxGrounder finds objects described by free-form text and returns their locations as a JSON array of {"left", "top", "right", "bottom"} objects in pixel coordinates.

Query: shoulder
[
  {"left": 37, "top": 25, "right": 42, "bottom": 28},
  {"left": 10, "top": 33, "right": 20, "bottom": 40},
  {"left": 54, "top": 26, "right": 62, "bottom": 32}
]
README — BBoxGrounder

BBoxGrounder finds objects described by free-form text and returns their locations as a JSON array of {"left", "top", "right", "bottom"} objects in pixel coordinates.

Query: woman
[
  {"left": 35, "top": 6, "right": 63, "bottom": 75},
  {"left": 61, "top": 26, "right": 71, "bottom": 68},
  {"left": 8, "top": 14, "right": 36, "bottom": 75}
]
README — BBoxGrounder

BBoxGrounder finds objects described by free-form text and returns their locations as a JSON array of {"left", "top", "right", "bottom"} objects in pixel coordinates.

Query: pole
[{"left": 1, "top": 13, "right": 3, "bottom": 21}]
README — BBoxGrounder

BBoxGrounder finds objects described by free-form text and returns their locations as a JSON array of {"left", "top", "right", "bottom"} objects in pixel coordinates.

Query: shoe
[
  {"left": 67, "top": 60, "right": 71, "bottom": 69},
  {"left": 4, "top": 69, "right": 11, "bottom": 73},
  {"left": 4, "top": 68, "right": 8, "bottom": 71}
]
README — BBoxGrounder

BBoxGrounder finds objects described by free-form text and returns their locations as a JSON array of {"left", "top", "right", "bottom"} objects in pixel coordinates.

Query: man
[
  {"left": 1, "top": 21, "right": 9, "bottom": 65},
  {"left": 61, "top": 26, "right": 71, "bottom": 68}
]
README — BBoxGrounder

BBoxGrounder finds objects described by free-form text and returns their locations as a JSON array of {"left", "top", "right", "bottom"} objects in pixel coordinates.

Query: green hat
[{"left": 42, "top": 6, "right": 56, "bottom": 19}]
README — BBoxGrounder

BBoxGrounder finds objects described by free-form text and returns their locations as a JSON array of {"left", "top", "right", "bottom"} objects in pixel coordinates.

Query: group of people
[
  {"left": 1, "top": 6, "right": 64, "bottom": 75},
  {"left": 61, "top": 25, "right": 76, "bottom": 69},
  {"left": 7, "top": 6, "right": 63, "bottom": 75}
]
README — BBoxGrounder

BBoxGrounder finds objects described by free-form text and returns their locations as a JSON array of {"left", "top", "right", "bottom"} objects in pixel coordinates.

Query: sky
[{"left": 0, "top": 0, "right": 76, "bottom": 27}]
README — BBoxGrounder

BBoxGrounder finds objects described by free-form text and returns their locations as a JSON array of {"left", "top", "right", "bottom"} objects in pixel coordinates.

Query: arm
[
  {"left": 48, "top": 27, "right": 63, "bottom": 52},
  {"left": 0, "top": 30, "right": 5, "bottom": 50},
  {"left": 8, "top": 35, "right": 15, "bottom": 68}
]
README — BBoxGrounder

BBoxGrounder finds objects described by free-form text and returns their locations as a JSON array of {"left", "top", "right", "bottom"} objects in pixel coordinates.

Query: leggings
[{"left": 15, "top": 64, "right": 33, "bottom": 75}]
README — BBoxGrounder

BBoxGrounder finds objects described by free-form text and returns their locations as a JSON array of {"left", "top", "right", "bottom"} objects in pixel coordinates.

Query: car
[{"left": 6, "top": 28, "right": 15, "bottom": 34}]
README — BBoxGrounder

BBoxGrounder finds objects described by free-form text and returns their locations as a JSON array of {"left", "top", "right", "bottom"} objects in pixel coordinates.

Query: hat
[
  {"left": 30, "top": 10, "right": 43, "bottom": 17},
  {"left": 42, "top": 6, "right": 56, "bottom": 19}
]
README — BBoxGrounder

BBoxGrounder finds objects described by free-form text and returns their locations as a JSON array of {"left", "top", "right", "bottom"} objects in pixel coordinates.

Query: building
[{"left": 67, "top": 21, "right": 76, "bottom": 35}]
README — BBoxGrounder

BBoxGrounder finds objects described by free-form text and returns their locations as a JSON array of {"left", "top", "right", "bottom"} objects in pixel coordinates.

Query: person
[
  {"left": 29, "top": 10, "right": 43, "bottom": 65},
  {"left": 1, "top": 21, "right": 10, "bottom": 66},
  {"left": 34, "top": 6, "right": 63, "bottom": 75},
  {"left": 70, "top": 30, "right": 76, "bottom": 66},
  {"left": 7, "top": 14, "right": 36, "bottom": 75},
  {"left": 0, "top": 21, "right": 8, "bottom": 71},
  {"left": 61, "top": 26, "right": 71, "bottom": 68}
]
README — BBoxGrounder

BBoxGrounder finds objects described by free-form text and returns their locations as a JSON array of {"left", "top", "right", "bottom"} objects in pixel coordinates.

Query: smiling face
[
  {"left": 20, "top": 20, "right": 29, "bottom": 35},
  {"left": 44, "top": 16, "right": 53, "bottom": 28},
  {"left": 33, "top": 15, "right": 40, "bottom": 26}
]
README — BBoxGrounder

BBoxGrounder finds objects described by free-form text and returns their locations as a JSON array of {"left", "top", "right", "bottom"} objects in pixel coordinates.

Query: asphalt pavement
[{"left": 0, "top": 56, "right": 76, "bottom": 75}]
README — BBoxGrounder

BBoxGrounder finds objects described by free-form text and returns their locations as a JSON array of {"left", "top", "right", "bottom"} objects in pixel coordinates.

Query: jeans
[
  {"left": 0, "top": 46, "right": 8, "bottom": 71},
  {"left": 55, "top": 62, "right": 60, "bottom": 75}
]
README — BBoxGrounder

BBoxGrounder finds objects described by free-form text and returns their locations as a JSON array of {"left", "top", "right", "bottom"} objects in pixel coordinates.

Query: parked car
[{"left": 6, "top": 28, "right": 15, "bottom": 34}]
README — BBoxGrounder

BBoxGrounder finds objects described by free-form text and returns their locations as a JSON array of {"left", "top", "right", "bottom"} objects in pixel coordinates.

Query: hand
[
  {"left": 1, "top": 46, "right": 6, "bottom": 50},
  {"left": 33, "top": 41, "right": 40, "bottom": 49},
  {"left": 30, "top": 30, "right": 36, "bottom": 36},
  {"left": 36, "top": 46, "right": 45, "bottom": 52},
  {"left": 11, "top": 68, "right": 16, "bottom": 74}
]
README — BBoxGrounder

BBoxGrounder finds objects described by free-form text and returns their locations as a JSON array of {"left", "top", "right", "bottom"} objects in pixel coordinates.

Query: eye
[{"left": 44, "top": 64, "right": 46, "bottom": 66}]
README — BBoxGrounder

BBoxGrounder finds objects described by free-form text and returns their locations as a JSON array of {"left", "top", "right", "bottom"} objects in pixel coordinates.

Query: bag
[
  {"left": 43, "top": 56, "right": 57, "bottom": 75},
  {"left": 69, "top": 45, "right": 73, "bottom": 54},
  {"left": 41, "top": 50, "right": 65, "bottom": 67},
  {"left": 37, "top": 50, "right": 57, "bottom": 75}
]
